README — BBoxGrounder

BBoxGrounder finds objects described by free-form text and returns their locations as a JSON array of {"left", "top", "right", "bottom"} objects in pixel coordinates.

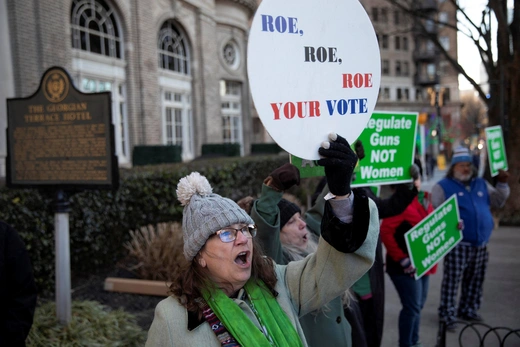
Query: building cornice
[{"left": 227, "top": 0, "right": 257, "bottom": 15}]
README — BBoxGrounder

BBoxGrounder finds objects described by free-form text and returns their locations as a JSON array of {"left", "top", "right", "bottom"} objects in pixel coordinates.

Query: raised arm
[
  {"left": 281, "top": 133, "right": 378, "bottom": 316},
  {"left": 251, "top": 163, "right": 300, "bottom": 264},
  {"left": 486, "top": 169, "right": 510, "bottom": 208}
]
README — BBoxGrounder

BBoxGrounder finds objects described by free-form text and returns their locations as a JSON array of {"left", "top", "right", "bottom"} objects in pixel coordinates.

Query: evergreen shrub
[{"left": 1, "top": 155, "right": 314, "bottom": 293}]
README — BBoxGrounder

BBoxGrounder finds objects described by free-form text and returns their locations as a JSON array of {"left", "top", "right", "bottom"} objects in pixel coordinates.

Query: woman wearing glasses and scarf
[{"left": 145, "top": 134, "right": 379, "bottom": 347}]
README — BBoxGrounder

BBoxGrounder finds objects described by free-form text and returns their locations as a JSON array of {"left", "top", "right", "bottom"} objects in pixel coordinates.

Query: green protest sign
[
  {"left": 485, "top": 126, "right": 508, "bottom": 177},
  {"left": 404, "top": 195, "right": 462, "bottom": 279},
  {"left": 291, "top": 112, "right": 418, "bottom": 186},
  {"left": 290, "top": 155, "right": 324, "bottom": 178}
]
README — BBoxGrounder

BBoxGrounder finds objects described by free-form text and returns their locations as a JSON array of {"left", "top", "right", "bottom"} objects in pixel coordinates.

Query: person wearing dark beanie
[{"left": 277, "top": 199, "right": 301, "bottom": 230}]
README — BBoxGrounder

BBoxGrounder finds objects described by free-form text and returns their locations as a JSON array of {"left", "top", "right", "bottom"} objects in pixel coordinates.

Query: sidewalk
[
  {"left": 380, "top": 169, "right": 520, "bottom": 346},
  {"left": 420, "top": 167, "right": 447, "bottom": 194}
]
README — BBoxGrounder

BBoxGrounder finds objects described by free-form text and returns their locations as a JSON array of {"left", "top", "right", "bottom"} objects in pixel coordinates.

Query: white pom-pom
[{"left": 176, "top": 172, "right": 213, "bottom": 206}]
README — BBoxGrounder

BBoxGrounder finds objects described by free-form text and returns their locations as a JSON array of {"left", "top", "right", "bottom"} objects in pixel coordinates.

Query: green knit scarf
[{"left": 202, "top": 280, "right": 304, "bottom": 347}]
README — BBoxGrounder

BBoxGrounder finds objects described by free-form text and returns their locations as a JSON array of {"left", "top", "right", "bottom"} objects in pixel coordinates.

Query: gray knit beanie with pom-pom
[{"left": 176, "top": 172, "right": 254, "bottom": 261}]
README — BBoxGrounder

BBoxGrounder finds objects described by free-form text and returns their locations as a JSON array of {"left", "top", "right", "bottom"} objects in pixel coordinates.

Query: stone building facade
[
  {"left": 0, "top": 0, "right": 259, "bottom": 176},
  {"left": 0, "top": 0, "right": 462, "bottom": 177},
  {"left": 360, "top": 0, "right": 461, "bottom": 157}
]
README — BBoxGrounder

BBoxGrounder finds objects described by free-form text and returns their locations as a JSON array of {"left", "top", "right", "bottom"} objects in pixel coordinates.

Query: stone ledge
[{"left": 104, "top": 277, "right": 171, "bottom": 297}]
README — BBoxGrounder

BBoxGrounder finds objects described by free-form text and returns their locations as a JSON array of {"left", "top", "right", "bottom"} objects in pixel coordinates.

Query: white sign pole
[{"left": 54, "top": 190, "right": 71, "bottom": 324}]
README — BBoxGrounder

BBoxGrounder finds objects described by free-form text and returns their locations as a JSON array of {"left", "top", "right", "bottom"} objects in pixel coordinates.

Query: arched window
[
  {"left": 71, "top": 0, "right": 121, "bottom": 58},
  {"left": 158, "top": 20, "right": 190, "bottom": 74},
  {"left": 70, "top": 0, "right": 129, "bottom": 164},
  {"left": 158, "top": 20, "right": 193, "bottom": 161}
]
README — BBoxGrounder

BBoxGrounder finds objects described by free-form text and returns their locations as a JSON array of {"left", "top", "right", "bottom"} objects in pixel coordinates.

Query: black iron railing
[{"left": 436, "top": 320, "right": 520, "bottom": 347}]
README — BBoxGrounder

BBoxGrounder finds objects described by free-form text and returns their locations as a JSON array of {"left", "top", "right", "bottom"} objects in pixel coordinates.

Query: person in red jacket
[{"left": 380, "top": 177, "right": 437, "bottom": 347}]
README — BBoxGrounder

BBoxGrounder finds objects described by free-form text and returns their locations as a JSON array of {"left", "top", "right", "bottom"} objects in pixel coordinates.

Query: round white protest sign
[{"left": 248, "top": 0, "right": 381, "bottom": 159}]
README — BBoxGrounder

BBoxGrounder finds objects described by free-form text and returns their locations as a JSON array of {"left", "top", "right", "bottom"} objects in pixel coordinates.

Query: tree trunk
[
  {"left": 487, "top": 57, "right": 520, "bottom": 224},
  {"left": 501, "top": 54, "right": 520, "bottom": 223}
]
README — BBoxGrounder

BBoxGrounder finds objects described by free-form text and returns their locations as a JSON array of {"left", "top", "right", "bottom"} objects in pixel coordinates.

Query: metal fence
[{"left": 436, "top": 320, "right": 520, "bottom": 347}]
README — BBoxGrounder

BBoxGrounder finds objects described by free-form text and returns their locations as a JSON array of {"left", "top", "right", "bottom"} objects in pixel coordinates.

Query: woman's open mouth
[{"left": 234, "top": 251, "right": 251, "bottom": 267}]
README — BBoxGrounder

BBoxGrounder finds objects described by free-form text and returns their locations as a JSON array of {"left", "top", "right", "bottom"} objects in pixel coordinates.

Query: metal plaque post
[{"left": 54, "top": 189, "right": 71, "bottom": 324}]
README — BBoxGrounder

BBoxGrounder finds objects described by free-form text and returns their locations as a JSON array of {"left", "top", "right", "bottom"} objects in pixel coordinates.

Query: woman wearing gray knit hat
[{"left": 146, "top": 133, "right": 379, "bottom": 347}]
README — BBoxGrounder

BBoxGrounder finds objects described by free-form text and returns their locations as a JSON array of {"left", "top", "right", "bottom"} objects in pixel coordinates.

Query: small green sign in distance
[
  {"left": 484, "top": 125, "right": 508, "bottom": 177},
  {"left": 404, "top": 195, "right": 462, "bottom": 279}
]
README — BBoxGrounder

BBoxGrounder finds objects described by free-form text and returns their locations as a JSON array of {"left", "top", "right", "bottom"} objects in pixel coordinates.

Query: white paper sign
[{"left": 248, "top": 0, "right": 381, "bottom": 159}]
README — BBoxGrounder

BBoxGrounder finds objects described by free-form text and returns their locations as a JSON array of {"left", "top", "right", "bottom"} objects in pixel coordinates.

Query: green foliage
[
  {"left": 251, "top": 143, "right": 283, "bottom": 154},
  {"left": 201, "top": 143, "right": 241, "bottom": 157},
  {"left": 27, "top": 300, "right": 146, "bottom": 347},
  {"left": 0, "top": 155, "right": 294, "bottom": 294},
  {"left": 132, "top": 145, "right": 182, "bottom": 166}
]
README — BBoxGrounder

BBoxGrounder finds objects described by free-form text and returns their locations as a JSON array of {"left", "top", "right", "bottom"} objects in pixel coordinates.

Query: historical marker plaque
[{"left": 6, "top": 66, "right": 118, "bottom": 189}]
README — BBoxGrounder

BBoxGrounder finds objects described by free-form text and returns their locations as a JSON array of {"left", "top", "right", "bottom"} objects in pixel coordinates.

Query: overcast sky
[
  {"left": 457, "top": 0, "right": 489, "bottom": 91},
  {"left": 456, "top": 0, "right": 514, "bottom": 91}
]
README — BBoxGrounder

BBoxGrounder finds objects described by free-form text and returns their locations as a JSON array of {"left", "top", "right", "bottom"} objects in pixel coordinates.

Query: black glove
[
  {"left": 317, "top": 133, "right": 358, "bottom": 196},
  {"left": 265, "top": 163, "right": 300, "bottom": 191},
  {"left": 497, "top": 169, "right": 509, "bottom": 183},
  {"left": 354, "top": 140, "right": 365, "bottom": 160}
]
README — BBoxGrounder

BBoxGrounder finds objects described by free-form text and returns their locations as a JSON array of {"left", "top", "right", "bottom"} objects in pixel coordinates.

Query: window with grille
[
  {"left": 382, "top": 35, "right": 389, "bottom": 49},
  {"left": 158, "top": 20, "right": 190, "bottom": 74},
  {"left": 163, "top": 91, "right": 193, "bottom": 154},
  {"left": 71, "top": 0, "right": 129, "bottom": 164},
  {"left": 395, "top": 61, "right": 401, "bottom": 76},
  {"left": 381, "top": 8, "right": 388, "bottom": 23},
  {"left": 71, "top": 0, "right": 122, "bottom": 58},
  {"left": 394, "top": 10, "right": 400, "bottom": 25},
  {"left": 80, "top": 78, "right": 128, "bottom": 159},
  {"left": 382, "top": 60, "right": 390, "bottom": 75},
  {"left": 220, "top": 80, "right": 243, "bottom": 147},
  {"left": 372, "top": 8, "right": 379, "bottom": 22},
  {"left": 403, "top": 62, "right": 409, "bottom": 76}
]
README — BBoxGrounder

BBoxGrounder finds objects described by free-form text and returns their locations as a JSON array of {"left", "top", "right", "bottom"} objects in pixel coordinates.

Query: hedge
[
  {"left": 0, "top": 155, "right": 322, "bottom": 294},
  {"left": 251, "top": 143, "right": 283, "bottom": 155},
  {"left": 201, "top": 143, "right": 241, "bottom": 157},
  {"left": 132, "top": 145, "right": 182, "bottom": 166}
]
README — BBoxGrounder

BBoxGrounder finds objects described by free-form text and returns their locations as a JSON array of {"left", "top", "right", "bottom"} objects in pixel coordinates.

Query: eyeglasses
[{"left": 215, "top": 224, "right": 257, "bottom": 243}]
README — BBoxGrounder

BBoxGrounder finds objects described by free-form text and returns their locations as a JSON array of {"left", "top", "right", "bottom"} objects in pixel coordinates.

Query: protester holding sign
[
  {"left": 305, "top": 143, "right": 419, "bottom": 347},
  {"left": 431, "top": 146, "right": 510, "bottom": 331},
  {"left": 146, "top": 134, "right": 378, "bottom": 347},
  {"left": 305, "top": 138, "right": 420, "bottom": 347},
  {"left": 249, "top": 135, "right": 379, "bottom": 347},
  {"left": 380, "top": 177, "right": 437, "bottom": 347}
]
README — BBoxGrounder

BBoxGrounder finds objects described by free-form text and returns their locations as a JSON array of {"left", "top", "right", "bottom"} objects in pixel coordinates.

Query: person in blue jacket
[{"left": 431, "top": 146, "right": 510, "bottom": 331}]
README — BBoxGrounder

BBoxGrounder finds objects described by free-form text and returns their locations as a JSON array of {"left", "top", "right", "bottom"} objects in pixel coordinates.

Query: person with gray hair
[
  {"left": 145, "top": 133, "right": 379, "bottom": 346},
  {"left": 432, "top": 146, "right": 510, "bottom": 331}
]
